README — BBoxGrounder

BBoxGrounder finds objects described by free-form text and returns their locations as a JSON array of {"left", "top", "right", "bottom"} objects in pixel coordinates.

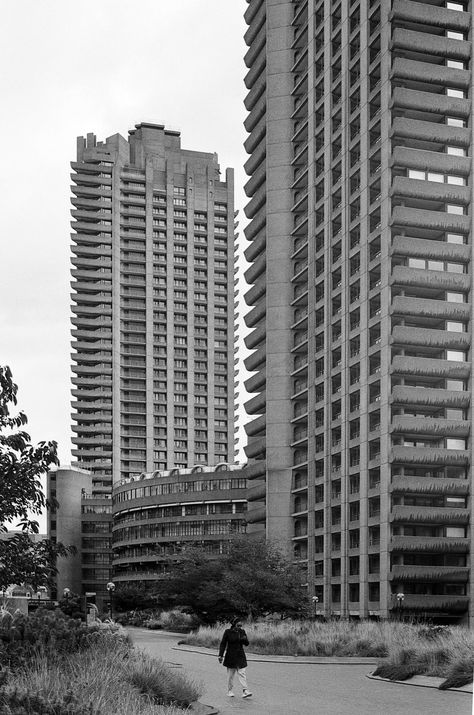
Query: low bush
[
  {"left": 0, "top": 607, "right": 127, "bottom": 669},
  {"left": 154, "top": 610, "right": 199, "bottom": 633}
]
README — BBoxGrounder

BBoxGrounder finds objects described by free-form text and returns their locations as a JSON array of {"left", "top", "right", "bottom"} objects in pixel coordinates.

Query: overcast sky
[{"left": 0, "top": 0, "right": 249, "bottom": 473}]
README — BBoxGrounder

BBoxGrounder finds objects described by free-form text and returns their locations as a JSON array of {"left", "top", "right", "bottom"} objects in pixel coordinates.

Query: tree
[
  {"left": 0, "top": 365, "right": 72, "bottom": 594},
  {"left": 159, "top": 537, "right": 306, "bottom": 621},
  {"left": 0, "top": 533, "right": 74, "bottom": 593},
  {"left": 0, "top": 365, "right": 59, "bottom": 533}
]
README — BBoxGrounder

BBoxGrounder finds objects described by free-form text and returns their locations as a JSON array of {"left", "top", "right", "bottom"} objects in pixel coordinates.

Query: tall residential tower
[
  {"left": 243, "top": 0, "right": 473, "bottom": 623},
  {"left": 70, "top": 124, "right": 235, "bottom": 597}
]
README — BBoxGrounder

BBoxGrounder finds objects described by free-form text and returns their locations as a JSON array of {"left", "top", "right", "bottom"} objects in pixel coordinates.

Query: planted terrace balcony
[
  {"left": 244, "top": 390, "right": 266, "bottom": 416},
  {"left": 390, "top": 535, "right": 469, "bottom": 553},
  {"left": 391, "top": 504, "right": 469, "bottom": 524},
  {"left": 244, "top": 436, "right": 266, "bottom": 460},
  {"left": 391, "top": 0, "right": 472, "bottom": 32},
  {"left": 391, "top": 147, "right": 471, "bottom": 177},
  {"left": 247, "top": 482, "right": 266, "bottom": 503},
  {"left": 391, "top": 26, "right": 471, "bottom": 62},
  {"left": 245, "top": 253, "right": 266, "bottom": 287},
  {"left": 391, "top": 58, "right": 470, "bottom": 90},
  {"left": 390, "top": 565, "right": 469, "bottom": 582},
  {"left": 244, "top": 228, "right": 265, "bottom": 263},
  {"left": 391, "top": 177, "right": 470, "bottom": 206},
  {"left": 391, "top": 475, "right": 470, "bottom": 496},
  {"left": 391, "top": 295, "right": 471, "bottom": 322},
  {"left": 391, "top": 415, "right": 470, "bottom": 437},
  {"left": 391, "top": 235, "right": 470, "bottom": 265},
  {"left": 391, "top": 325, "right": 471, "bottom": 351},
  {"left": 391, "top": 206, "right": 470, "bottom": 234},
  {"left": 244, "top": 321, "right": 266, "bottom": 350},
  {"left": 391, "top": 87, "right": 470, "bottom": 120},
  {"left": 391, "top": 445, "right": 469, "bottom": 466},
  {"left": 245, "top": 505, "right": 266, "bottom": 525},
  {"left": 245, "top": 183, "right": 265, "bottom": 220},
  {"left": 391, "top": 117, "right": 471, "bottom": 149},
  {"left": 71, "top": 184, "right": 113, "bottom": 199},
  {"left": 244, "top": 369, "right": 266, "bottom": 394},
  {"left": 391, "top": 265, "right": 471, "bottom": 292},
  {"left": 244, "top": 273, "right": 265, "bottom": 305},
  {"left": 244, "top": 344, "right": 266, "bottom": 372},
  {"left": 245, "top": 297, "right": 266, "bottom": 329},
  {"left": 390, "top": 594, "right": 469, "bottom": 613},
  {"left": 391, "top": 355, "right": 471, "bottom": 380},
  {"left": 243, "top": 460, "right": 266, "bottom": 481}
]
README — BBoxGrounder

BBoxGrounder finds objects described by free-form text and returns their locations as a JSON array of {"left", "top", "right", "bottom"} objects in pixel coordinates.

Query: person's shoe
[
  {"left": 227, "top": 691, "right": 235, "bottom": 697},
  {"left": 242, "top": 690, "right": 252, "bottom": 698}
]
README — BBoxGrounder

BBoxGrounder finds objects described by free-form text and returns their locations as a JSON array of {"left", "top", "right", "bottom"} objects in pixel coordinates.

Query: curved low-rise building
[{"left": 112, "top": 464, "right": 247, "bottom": 583}]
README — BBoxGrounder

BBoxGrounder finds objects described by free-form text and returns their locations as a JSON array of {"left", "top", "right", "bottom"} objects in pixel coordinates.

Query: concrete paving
[{"left": 128, "top": 628, "right": 473, "bottom": 715}]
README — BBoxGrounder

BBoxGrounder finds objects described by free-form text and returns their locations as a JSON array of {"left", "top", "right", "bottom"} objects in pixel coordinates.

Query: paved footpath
[{"left": 129, "top": 628, "right": 473, "bottom": 715}]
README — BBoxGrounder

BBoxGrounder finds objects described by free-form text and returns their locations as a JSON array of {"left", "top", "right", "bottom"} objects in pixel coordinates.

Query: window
[
  {"left": 446, "top": 204, "right": 464, "bottom": 215},
  {"left": 447, "top": 117, "right": 465, "bottom": 127},
  {"left": 446, "top": 88, "right": 465, "bottom": 98},
  {"left": 446, "top": 233, "right": 465, "bottom": 244},
  {"left": 447, "top": 146, "right": 466, "bottom": 156},
  {"left": 447, "top": 60, "right": 465, "bottom": 69},
  {"left": 446, "top": 30, "right": 465, "bottom": 40},
  {"left": 446, "top": 438, "right": 466, "bottom": 450},
  {"left": 447, "top": 350, "right": 466, "bottom": 361}
]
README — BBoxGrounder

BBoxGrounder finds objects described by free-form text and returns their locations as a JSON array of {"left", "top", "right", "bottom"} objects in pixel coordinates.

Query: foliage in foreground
[
  {"left": 0, "top": 610, "right": 201, "bottom": 714},
  {"left": 184, "top": 618, "right": 474, "bottom": 689},
  {"left": 0, "top": 365, "right": 59, "bottom": 533}
]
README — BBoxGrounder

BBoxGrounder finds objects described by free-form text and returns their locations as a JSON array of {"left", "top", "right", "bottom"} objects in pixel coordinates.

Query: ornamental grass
[
  {"left": 184, "top": 618, "right": 473, "bottom": 688},
  {"left": 1, "top": 611, "right": 201, "bottom": 715}
]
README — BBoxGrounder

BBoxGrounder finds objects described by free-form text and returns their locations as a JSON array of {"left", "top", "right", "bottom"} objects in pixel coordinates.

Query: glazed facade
[
  {"left": 112, "top": 464, "right": 247, "bottom": 582},
  {"left": 243, "top": 0, "right": 473, "bottom": 622}
]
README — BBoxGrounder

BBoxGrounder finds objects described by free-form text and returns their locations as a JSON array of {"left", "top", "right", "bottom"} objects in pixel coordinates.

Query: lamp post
[
  {"left": 106, "top": 582, "right": 115, "bottom": 620},
  {"left": 396, "top": 592, "right": 404, "bottom": 621},
  {"left": 312, "top": 595, "right": 319, "bottom": 620}
]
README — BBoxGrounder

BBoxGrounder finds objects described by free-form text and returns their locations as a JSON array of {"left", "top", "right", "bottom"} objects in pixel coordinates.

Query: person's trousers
[{"left": 227, "top": 667, "right": 248, "bottom": 692}]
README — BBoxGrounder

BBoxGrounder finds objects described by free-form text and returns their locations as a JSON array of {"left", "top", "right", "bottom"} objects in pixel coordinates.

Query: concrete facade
[
  {"left": 47, "top": 466, "right": 93, "bottom": 597},
  {"left": 243, "top": 0, "right": 473, "bottom": 623},
  {"left": 70, "top": 123, "right": 236, "bottom": 596},
  {"left": 112, "top": 464, "right": 247, "bottom": 583}
]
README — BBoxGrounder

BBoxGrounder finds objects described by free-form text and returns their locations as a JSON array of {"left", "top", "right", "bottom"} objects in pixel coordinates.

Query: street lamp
[
  {"left": 396, "top": 592, "right": 404, "bottom": 621},
  {"left": 106, "top": 582, "right": 115, "bottom": 620},
  {"left": 312, "top": 596, "right": 319, "bottom": 619}
]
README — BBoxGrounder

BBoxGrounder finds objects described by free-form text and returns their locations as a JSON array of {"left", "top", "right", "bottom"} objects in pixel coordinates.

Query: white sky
[{"left": 0, "top": 0, "right": 250, "bottom": 476}]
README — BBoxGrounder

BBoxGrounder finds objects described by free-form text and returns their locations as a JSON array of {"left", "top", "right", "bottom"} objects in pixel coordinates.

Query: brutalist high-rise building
[
  {"left": 243, "top": 0, "right": 473, "bottom": 623},
  {"left": 70, "top": 123, "right": 235, "bottom": 597}
]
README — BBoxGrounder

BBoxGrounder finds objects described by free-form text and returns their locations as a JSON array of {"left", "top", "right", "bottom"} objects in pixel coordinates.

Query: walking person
[{"left": 218, "top": 617, "right": 253, "bottom": 699}]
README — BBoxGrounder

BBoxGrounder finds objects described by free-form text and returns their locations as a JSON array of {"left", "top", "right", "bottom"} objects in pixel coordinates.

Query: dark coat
[{"left": 219, "top": 626, "right": 249, "bottom": 669}]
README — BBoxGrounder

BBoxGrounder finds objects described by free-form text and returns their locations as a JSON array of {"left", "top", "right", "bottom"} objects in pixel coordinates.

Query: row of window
[
  {"left": 113, "top": 477, "right": 247, "bottom": 503},
  {"left": 113, "top": 519, "right": 246, "bottom": 541}
]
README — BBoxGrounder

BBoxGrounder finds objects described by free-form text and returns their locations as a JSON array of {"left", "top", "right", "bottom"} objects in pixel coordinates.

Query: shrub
[
  {"left": 156, "top": 610, "right": 199, "bottom": 633},
  {"left": 0, "top": 608, "right": 127, "bottom": 670},
  {"left": 372, "top": 663, "right": 419, "bottom": 681},
  {"left": 127, "top": 652, "right": 201, "bottom": 707}
]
